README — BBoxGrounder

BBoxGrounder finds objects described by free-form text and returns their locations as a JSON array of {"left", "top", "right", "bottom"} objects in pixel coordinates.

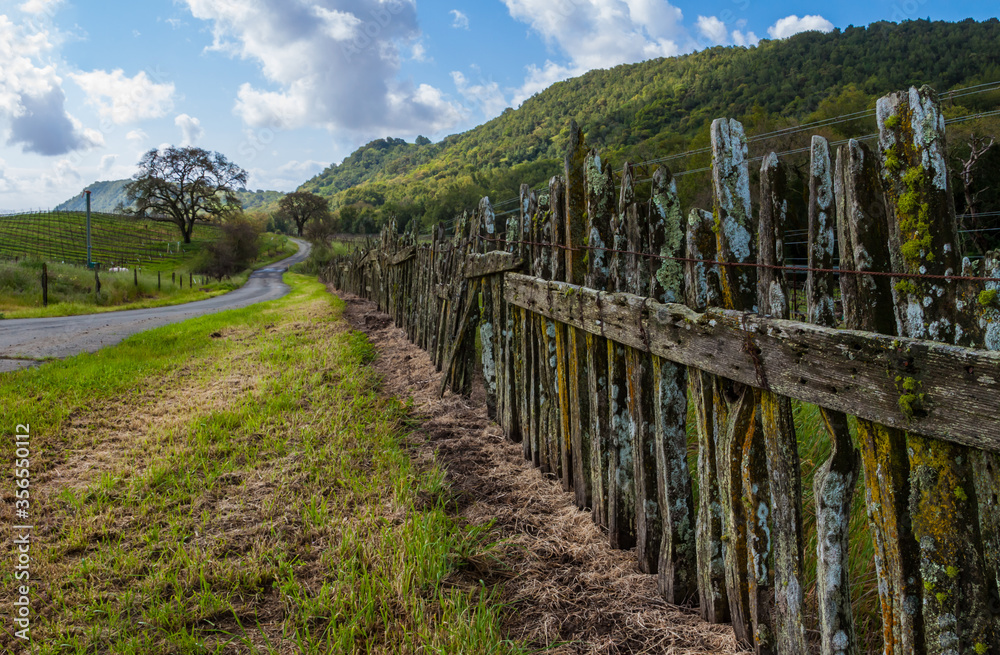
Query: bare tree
[
  {"left": 123, "top": 147, "right": 248, "bottom": 243},
  {"left": 958, "top": 133, "right": 996, "bottom": 252}
]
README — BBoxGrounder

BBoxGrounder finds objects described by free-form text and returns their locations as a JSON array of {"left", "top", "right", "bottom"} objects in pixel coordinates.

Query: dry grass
[{"left": 337, "top": 290, "right": 749, "bottom": 654}]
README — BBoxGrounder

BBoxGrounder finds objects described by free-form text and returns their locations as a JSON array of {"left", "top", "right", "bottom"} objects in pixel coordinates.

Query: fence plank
[
  {"left": 758, "top": 151, "right": 807, "bottom": 655},
  {"left": 711, "top": 116, "right": 756, "bottom": 648},
  {"left": 608, "top": 172, "right": 636, "bottom": 550},
  {"left": 799, "top": 138, "right": 860, "bottom": 655},
  {"left": 878, "top": 85, "right": 996, "bottom": 654},
  {"left": 548, "top": 176, "right": 573, "bottom": 491},
  {"left": 648, "top": 166, "right": 697, "bottom": 603},
  {"left": 621, "top": 162, "right": 659, "bottom": 571},
  {"left": 972, "top": 252, "right": 1000, "bottom": 603},
  {"left": 479, "top": 198, "right": 500, "bottom": 420},
  {"left": 686, "top": 207, "right": 730, "bottom": 623},
  {"left": 565, "top": 121, "right": 593, "bottom": 510},
  {"left": 585, "top": 150, "right": 614, "bottom": 528},
  {"left": 835, "top": 138, "right": 923, "bottom": 655}
]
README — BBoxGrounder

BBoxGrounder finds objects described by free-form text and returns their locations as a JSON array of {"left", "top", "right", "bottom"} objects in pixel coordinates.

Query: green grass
[
  {"left": 0, "top": 274, "right": 527, "bottom": 654},
  {"left": 0, "top": 234, "right": 297, "bottom": 318}
]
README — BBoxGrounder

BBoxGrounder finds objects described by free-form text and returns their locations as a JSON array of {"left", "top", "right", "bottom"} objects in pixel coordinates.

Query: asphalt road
[{"left": 0, "top": 238, "right": 311, "bottom": 373}]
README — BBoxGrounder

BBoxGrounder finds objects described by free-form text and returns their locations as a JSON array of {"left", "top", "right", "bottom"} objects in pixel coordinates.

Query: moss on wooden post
[
  {"left": 759, "top": 152, "right": 807, "bottom": 655},
  {"left": 478, "top": 197, "right": 499, "bottom": 420},
  {"left": 648, "top": 166, "right": 697, "bottom": 603},
  {"left": 686, "top": 207, "right": 729, "bottom": 623},
  {"left": 607, "top": 169, "right": 636, "bottom": 551},
  {"left": 549, "top": 176, "right": 573, "bottom": 491},
  {"left": 711, "top": 116, "right": 756, "bottom": 648},
  {"left": 585, "top": 150, "right": 614, "bottom": 528},
  {"left": 972, "top": 252, "right": 1000, "bottom": 605},
  {"left": 878, "top": 85, "right": 995, "bottom": 655},
  {"left": 837, "top": 137, "right": 923, "bottom": 655}
]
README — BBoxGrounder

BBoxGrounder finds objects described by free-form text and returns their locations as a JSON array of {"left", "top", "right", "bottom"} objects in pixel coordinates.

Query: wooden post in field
[
  {"left": 648, "top": 165, "right": 697, "bottom": 604},
  {"left": 134, "top": 267, "right": 138, "bottom": 287},
  {"left": 189, "top": 272, "right": 193, "bottom": 288},
  {"left": 758, "top": 151, "right": 807, "bottom": 654},
  {"left": 158, "top": 271, "right": 161, "bottom": 290},
  {"left": 503, "top": 200, "right": 522, "bottom": 445},
  {"left": 585, "top": 150, "right": 614, "bottom": 528},
  {"left": 94, "top": 263, "right": 101, "bottom": 298},
  {"left": 621, "top": 161, "right": 658, "bottom": 571},
  {"left": 564, "top": 121, "right": 592, "bottom": 509},
  {"left": 878, "top": 85, "right": 995, "bottom": 653},
  {"left": 686, "top": 207, "right": 729, "bottom": 623},
  {"left": 710, "top": 117, "right": 755, "bottom": 648},
  {"left": 41, "top": 263, "right": 48, "bottom": 307}
]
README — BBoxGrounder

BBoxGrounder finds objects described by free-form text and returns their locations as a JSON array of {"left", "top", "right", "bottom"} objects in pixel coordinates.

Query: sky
[{"left": 0, "top": 0, "right": 996, "bottom": 211}]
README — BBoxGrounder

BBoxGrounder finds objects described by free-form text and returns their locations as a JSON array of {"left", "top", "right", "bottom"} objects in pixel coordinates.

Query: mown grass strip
[{"left": 0, "top": 275, "right": 527, "bottom": 654}]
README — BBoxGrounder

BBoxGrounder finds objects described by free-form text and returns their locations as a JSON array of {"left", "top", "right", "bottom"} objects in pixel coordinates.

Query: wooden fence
[{"left": 324, "top": 86, "right": 1000, "bottom": 655}]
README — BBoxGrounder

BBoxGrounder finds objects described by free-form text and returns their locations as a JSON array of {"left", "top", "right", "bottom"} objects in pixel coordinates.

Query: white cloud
[
  {"left": 19, "top": 0, "right": 62, "bottom": 16},
  {"left": 183, "top": 0, "right": 466, "bottom": 138},
  {"left": 100, "top": 154, "right": 117, "bottom": 172},
  {"left": 0, "top": 16, "right": 102, "bottom": 156},
  {"left": 511, "top": 61, "right": 578, "bottom": 108},
  {"left": 450, "top": 9, "right": 469, "bottom": 30},
  {"left": 70, "top": 69, "right": 175, "bottom": 124},
  {"left": 411, "top": 41, "right": 428, "bottom": 62},
  {"left": 501, "top": 0, "right": 687, "bottom": 71},
  {"left": 696, "top": 15, "right": 727, "bottom": 45},
  {"left": 174, "top": 114, "right": 203, "bottom": 146},
  {"left": 126, "top": 128, "right": 147, "bottom": 143},
  {"left": 452, "top": 71, "right": 509, "bottom": 119},
  {"left": 767, "top": 14, "right": 834, "bottom": 40},
  {"left": 732, "top": 30, "right": 759, "bottom": 47}
]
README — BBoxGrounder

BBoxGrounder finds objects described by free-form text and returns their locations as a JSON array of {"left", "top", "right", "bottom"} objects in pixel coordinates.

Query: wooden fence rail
[{"left": 324, "top": 85, "right": 1000, "bottom": 655}]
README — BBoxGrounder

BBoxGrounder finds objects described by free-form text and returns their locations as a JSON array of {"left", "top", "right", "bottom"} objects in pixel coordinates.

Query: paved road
[{"left": 0, "top": 238, "right": 311, "bottom": 373}]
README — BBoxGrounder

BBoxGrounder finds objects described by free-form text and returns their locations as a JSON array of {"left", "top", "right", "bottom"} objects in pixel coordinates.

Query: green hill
[{"left": 299, "top": 18, "right": 1000, "bottom": 233}]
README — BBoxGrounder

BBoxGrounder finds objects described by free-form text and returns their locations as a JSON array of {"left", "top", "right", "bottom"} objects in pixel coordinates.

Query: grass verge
[{"left": 0, "top": 274, "right": 525, "bottom": 654}]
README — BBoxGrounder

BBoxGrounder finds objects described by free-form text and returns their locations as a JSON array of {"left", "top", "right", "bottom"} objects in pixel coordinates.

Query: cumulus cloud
[
  {"left": 0, "top": 16, "right": 101, "bottom": 156},
  {"left": 732, "top": 29, "right": 759, "bottom": 47},
  {"left": 175, "top": 114, "right": 204, "bottom": 146},
  {"left": 450, "top": 10, "right": 469, "bottom": 30},
  {"left": 696, "top": 15, "right": 727, "bottom": 45},
  {"left": 70, "top": 69, "right": 175, "bottom": 124},
  {"left": 19, "top": 0, "right": 62, "bottom": 16},
  {"left": 510, "top": 60, "right": 577, "bottom": 108},
  {"left": 767, "top": 14, "right": 834, "bottom": 39},
  {"left": 452, "top": 71, "right": 509, "bottom": 118},
  {"left": 126, "top": 128, "right": 147, "bottom": 143},
  {"left": 182, "top": 0, "right": 465, "bottom": 137},
  {"left": 501, "top": 0, "right": 687, "bottom": 71},
  {"left": 100, "top": 154, "right": 117, "bottom": 172}
]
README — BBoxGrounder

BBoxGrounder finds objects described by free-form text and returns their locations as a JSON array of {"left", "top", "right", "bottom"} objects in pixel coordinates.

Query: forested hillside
[{"left": 300, "top": 18, "right": 1000, "bottom": 238}]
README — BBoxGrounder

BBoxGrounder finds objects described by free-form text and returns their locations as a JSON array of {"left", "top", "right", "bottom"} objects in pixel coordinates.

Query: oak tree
[
  {"left": 276, "top": 191, "right": 330, "bottom": 237},
  {"left": 123, "top": 146, "right": 248, "bottom": 243}
]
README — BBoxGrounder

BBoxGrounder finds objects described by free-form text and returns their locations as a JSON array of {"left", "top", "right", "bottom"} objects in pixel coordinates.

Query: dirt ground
[{"left": 335, "top": 289, "right": 749, "bottom": 655}]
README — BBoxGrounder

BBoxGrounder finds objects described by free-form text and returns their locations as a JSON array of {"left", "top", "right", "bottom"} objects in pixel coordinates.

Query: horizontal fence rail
[{"left": 323, "top": 85, "right": 1000, "bottom": 655}]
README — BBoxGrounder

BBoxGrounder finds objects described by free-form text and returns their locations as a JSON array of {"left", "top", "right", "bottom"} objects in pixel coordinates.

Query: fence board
[{"left": 648, "top": 166, "right": 697, "bottom": 603}]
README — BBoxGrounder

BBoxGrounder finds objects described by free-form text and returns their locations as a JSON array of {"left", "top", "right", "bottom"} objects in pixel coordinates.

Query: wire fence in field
[{"left": 0, "top": 210, "right": 221, "bottom": 266}]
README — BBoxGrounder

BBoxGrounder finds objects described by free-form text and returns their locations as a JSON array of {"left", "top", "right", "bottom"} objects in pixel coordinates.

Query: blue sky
[{"left": 0, "top": 0, "right": 996, "bottom": 211}]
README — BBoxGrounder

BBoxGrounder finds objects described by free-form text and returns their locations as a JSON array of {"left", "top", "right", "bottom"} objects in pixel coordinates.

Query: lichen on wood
[{"left": 878, "top": 85, "right": 996, "bottom": 655}]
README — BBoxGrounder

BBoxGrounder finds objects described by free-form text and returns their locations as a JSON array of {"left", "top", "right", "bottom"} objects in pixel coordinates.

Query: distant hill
[
  {"left": 56, "top": 180, "right": 286, "bottom": 215},
  {"left": 298, "top": 18, "right": 1000, "bottom": 233},
  {"left": 55, "top": 179, "right": 131, "bottom": 212}
]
